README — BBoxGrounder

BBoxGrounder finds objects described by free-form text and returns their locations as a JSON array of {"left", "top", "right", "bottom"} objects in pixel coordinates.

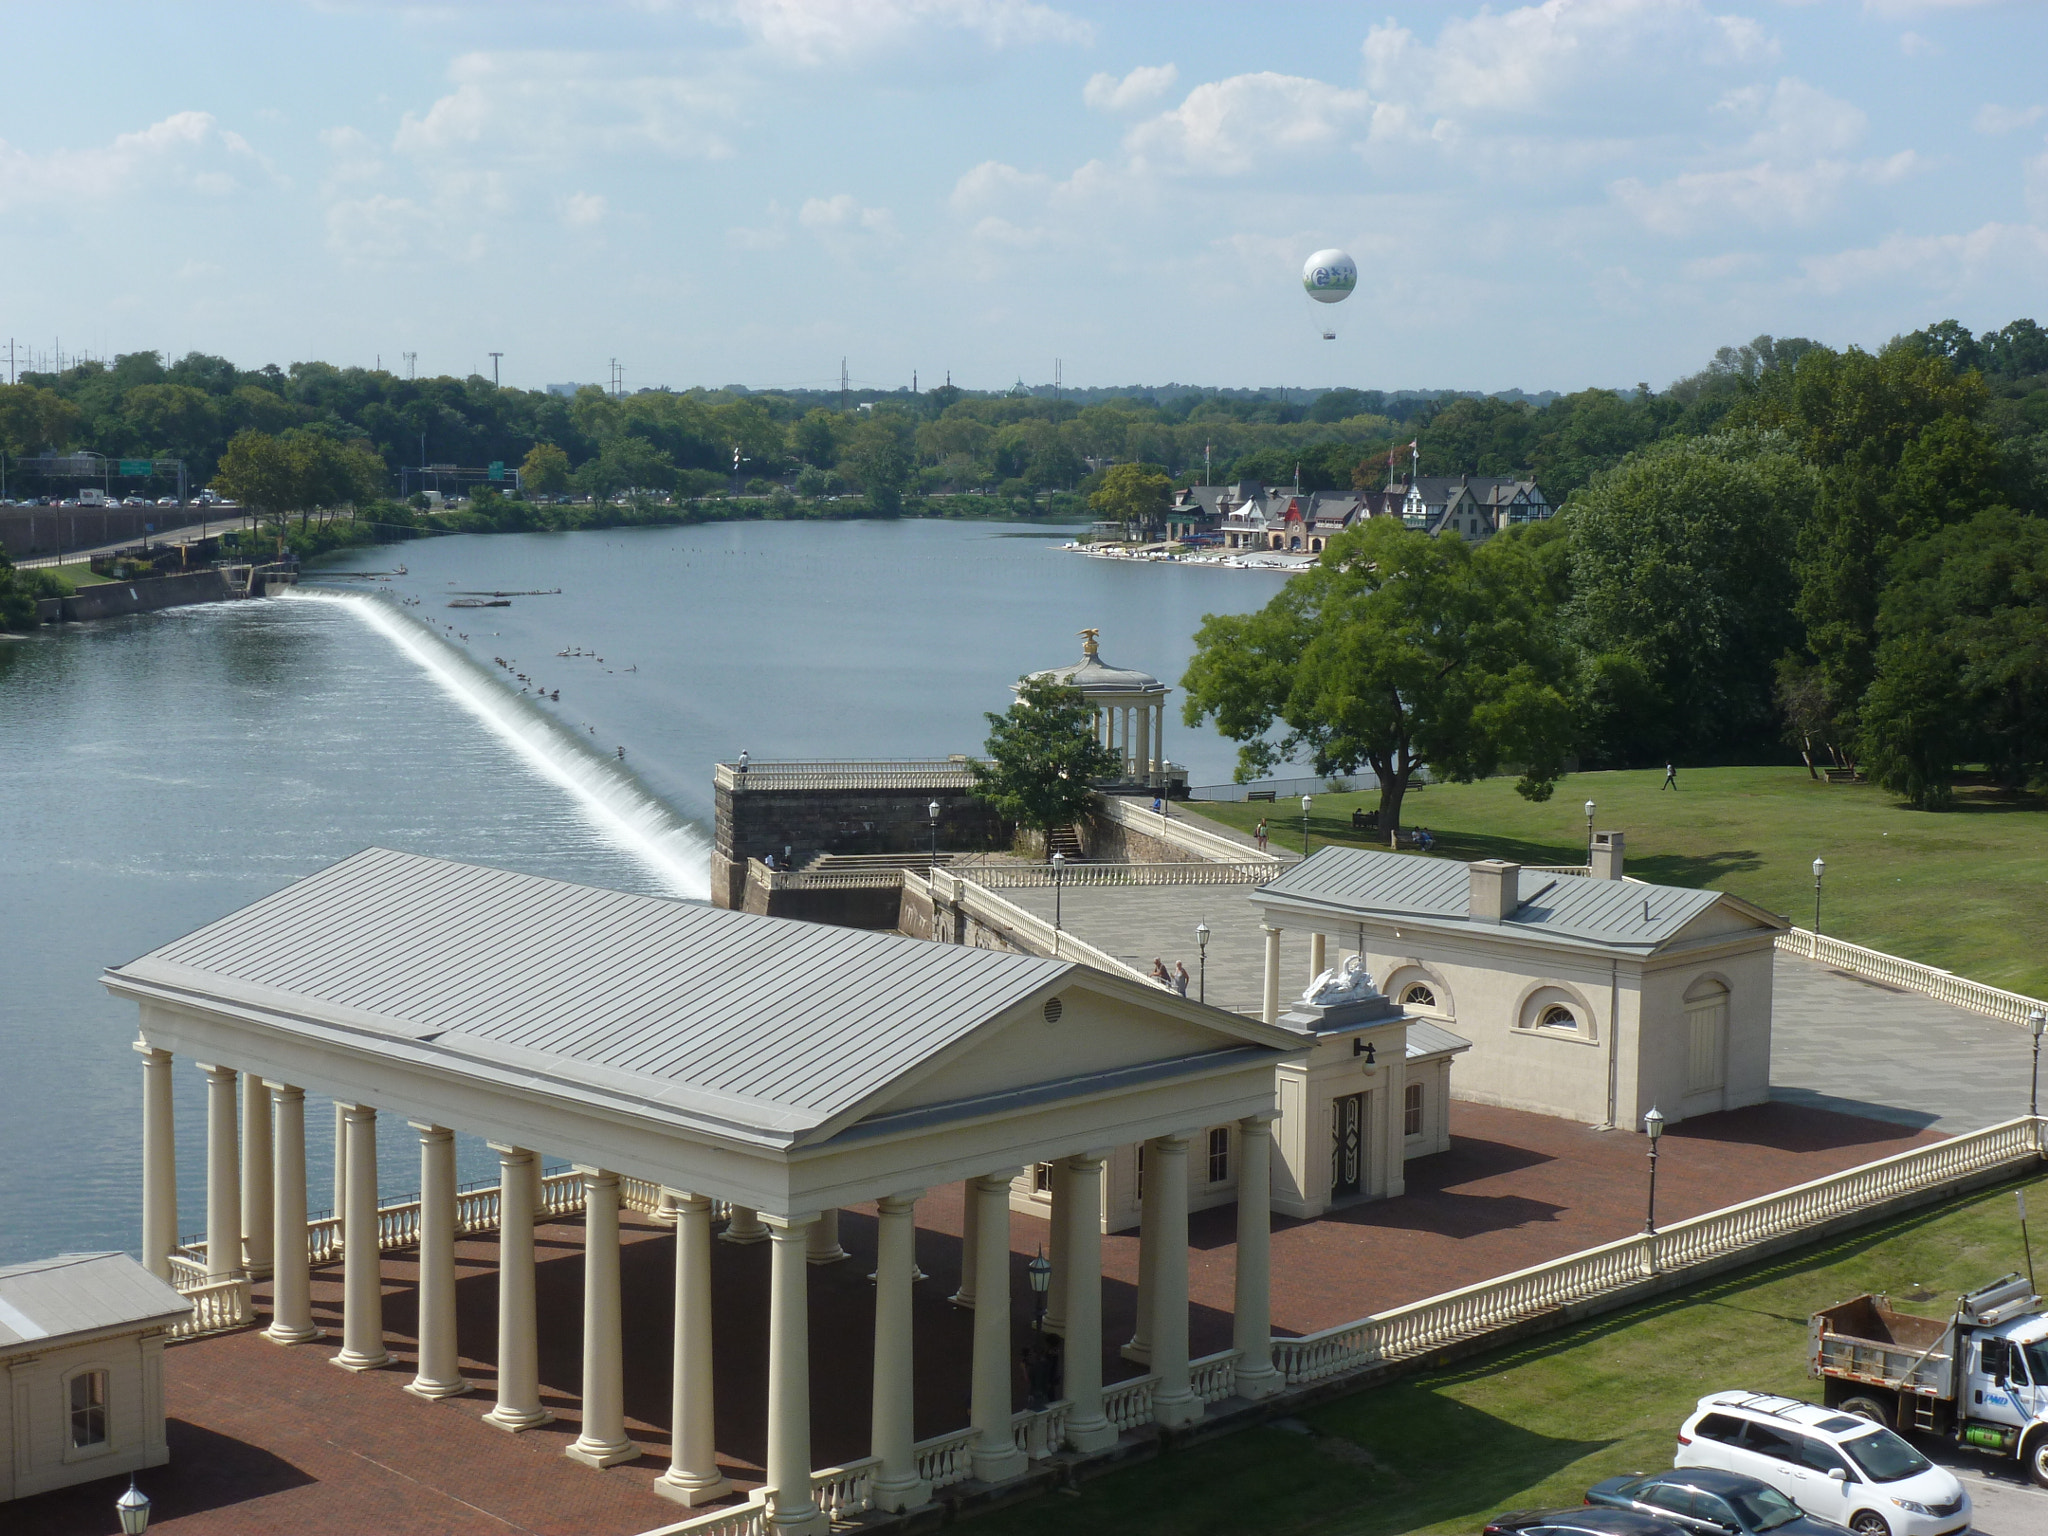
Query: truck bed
[{"left": 1811, "top": 1294, "right": 1954, "bottom": 1396}]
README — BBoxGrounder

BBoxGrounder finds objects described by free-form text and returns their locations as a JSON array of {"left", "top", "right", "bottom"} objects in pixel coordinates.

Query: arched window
[
  {"left": 1537, "top": 1003, "right": 1577, "bottom": 1031},
  {"left": 1518, "top": 985, "right": 1594, "bottom": 1040},
  {"left": 1401, "top": 982, "right": 1437, "bottom": 1009}
]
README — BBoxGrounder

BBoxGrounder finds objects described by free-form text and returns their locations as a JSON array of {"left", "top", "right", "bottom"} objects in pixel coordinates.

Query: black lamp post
[
  {"left": 1584, "top": 799, "right": 1596, "bottom": 863},
  {"left": 928, "top": 799, "right": 940, "bottom": 873},
  {"left": 117, "top": 1479, "right": 151, "bottom": 1535},
  {"left": 1196, "top": 920, "right": 1210, "bottom": 1004},
  {"left": 2031, "top": 1010, "right": 2045, "bottom": 1119},
  {"left": 1025, "top": 1246, "right": 1054, "bottom": 1408},
  {"left": 1642, "top": 1105, "right": 1665, "bottom": 1238},
  {"left": 1301, "top": 793, "right": 1313, "bottom": 858},
  {"left": 1051, "top": 851, "right": 1065, "bottom": 954},
  {"left": 1812, "top": 857, "right": 1825, "bottom": 935}
]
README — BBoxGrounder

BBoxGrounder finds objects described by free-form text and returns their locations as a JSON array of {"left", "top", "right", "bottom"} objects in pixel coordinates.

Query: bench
[{"left": 1245, "top": 790, "right": 1277, "bottom": 802}]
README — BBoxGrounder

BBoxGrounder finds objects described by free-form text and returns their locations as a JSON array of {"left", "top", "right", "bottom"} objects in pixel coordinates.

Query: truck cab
[{"left": 1967, "top": 1320, "right": 2048, "bottom": 1437}]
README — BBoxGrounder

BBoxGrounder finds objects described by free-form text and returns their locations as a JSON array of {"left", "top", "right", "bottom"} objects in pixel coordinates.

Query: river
[{"left": 0, "top": 518, "right": 1285, "bottom": 1264}]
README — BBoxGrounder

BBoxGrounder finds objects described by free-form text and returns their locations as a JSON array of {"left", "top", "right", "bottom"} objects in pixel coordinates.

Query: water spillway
[{"left": 289, "top": 587, "right": 711, "bottom": 901}]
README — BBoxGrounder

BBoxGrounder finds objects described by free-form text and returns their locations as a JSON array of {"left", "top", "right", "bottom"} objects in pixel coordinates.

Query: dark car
[
  {"left": 1586, "top": 1469, "right": 1849, "bottom": 1535},
  {"left": 1484, "top": 1508, "right": 1690, "bottom": 1536}
]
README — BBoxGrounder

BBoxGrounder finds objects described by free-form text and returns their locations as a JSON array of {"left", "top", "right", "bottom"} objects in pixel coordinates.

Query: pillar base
[
  {"left": 244, "top": 1262, "right": 275, "bottom": 1281},
  {"left": 719, "top": 1224, "right": 769, "bottom": 1245},
  {"left": 803, "top": 1243, "right": 847, "bottom": 1266},
  {"left": 405, "top": 1376, "right": 473, "bottom": 1401},
  {"left": 871, "top": 1475, "right": 933, "bottom": 1513},
  {"left": 1118, "top": 1341, "right": 1151, "bottom": 1366},
  {"left": 969, "top": 1442, "right": 1028, "bottom": 1485},
  {"left": 652, "top": 1470, "right": 736, "bottom": 1508},
  {"left": 949, "top": 1288, "right": 975, "bottom": 1308},
  {"left": 264, "top": 1322, "right": 323, "bottom": 1346},
  {"left": 1233, "top": 1364, "right": 1285, "bottom": 1401},
  {"left": 565, "top": 1435, "right": 642, "bottom": 1469},
  {"left": 1152, "top": 1389, "right": 1203, "bottom": 1429},
  {"left": 330, "top": 1347, "right": 394, "bottom": 1372},
  {"left": 484, "top": 1405, "right": 554, "bottom": 1433},
  {"left": 1063, "top": 1414, "right": 1117, "bottom": 1454},
  {"left": 766, "top": 1504, "right": 830, "bottom": 1536}
]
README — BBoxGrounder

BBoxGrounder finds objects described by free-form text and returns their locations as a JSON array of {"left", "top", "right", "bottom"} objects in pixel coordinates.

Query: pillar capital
[
  {"left": 195, "top": 1060, "right": 237, "bottom": 1081},
  {"left": 1062, "top": 1149, "right": 1111, "bottom": 1174},
  {"left": 760, "top": 1211, "right": 819, "bottom": 1236},
  {"left": 572, "top": 1164, "right": 619, "bottom": 1185},
  {"left": 1146, "top": 1131, "right": 1193, "bottom": 1154},
  {"left": 262, "top": 1079, "right": 304, "bottom": 1100},
  {"left": 670, "top": 1190, "right": 713, "bottom": 1216},
  {"left": 877, "top": 1188, "right": 926, "bottom": 1214},
  {"left": 408, "top": 1120, "right": 454, "bottom": 1138},
  {"left": 1237, "top": 1110, "right": 1281, "bottom": 1133},
  {"left": 133, "top": 1039, "right": 170, "bottom": 1062},
  {"left": 971, "top": 1167, "right": 1024, "bottom": 1194}
]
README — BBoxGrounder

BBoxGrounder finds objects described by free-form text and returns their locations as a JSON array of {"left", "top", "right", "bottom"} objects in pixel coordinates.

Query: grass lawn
[
  {"left": 1194, "top": 767, "right": 2048, "bottom": 997},
  {"left": 32, "top": 562, "right": 116, "bottom": 592},
  {"left": 978, "top": 1170, "right": 2048, "bottom": 1536}
]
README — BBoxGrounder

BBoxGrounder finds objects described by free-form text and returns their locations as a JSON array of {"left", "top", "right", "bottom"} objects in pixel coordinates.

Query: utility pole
[
  {"left": 609, "top": 359, "right": 623, "bottom": 399},
  {"left": 488, "top": 352, "right": 502, "bottom": 387},
  {"left": 840, "top": 358, "right": 849, "bottom": 414},
  {"left": 6, "top": 338, "right": 13, "bottom": 385},
  {"left": 1054, "top": 358, "right": 1061, "bottom": 409},
  {"left": 403, "top": 351, "right": 417, "bottom": 381}
]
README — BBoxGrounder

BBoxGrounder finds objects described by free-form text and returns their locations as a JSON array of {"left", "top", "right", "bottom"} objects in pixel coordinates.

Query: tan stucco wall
[{"left": 0, "top": 1329, "right": 170, "bottom": 1502}]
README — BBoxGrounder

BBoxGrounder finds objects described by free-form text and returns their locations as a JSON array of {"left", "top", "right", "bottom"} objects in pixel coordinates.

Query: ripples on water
[{"left": 0, "top": 519, "right": 1284, "bottom": 1261}]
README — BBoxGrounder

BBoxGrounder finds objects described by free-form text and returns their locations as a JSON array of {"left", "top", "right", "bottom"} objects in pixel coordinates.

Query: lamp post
[
  {"left": 1025, "top": 1246, "right": 1054, "bottom": 1409},
  {"left": 1641, "top": 1106, "right": 1664, "bottom": 1240},
  {"left": 1584, "top": 799, "right": 1596, "bottom": 863},
  {"left": 1051, "top": 851, "right": 1065, "bottom": 955},
  {"left": 1301, "top": 793, "right": 1313, "bottom": 858},
  {"left": 928, "top": 799, "right": 940, "bottom": 873},
  {"left": 1195, "top": 920, "right": 1210, "bottom": 1004},
  {"left": 1812, "top": 857, "right": 1825, "bottom": 935},
  {"left": 2031, "top": 1010, "right": 2045, "bottom": 1119},
  {"left": 117, "top": 1479, "right": 151, "bottom": 1535}
]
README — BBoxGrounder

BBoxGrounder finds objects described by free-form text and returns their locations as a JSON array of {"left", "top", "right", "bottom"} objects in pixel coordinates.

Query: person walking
[
  {"left": 1254, "top": 818, "right": 1268, "bottom": 852},
  {"left": 1662, "top": 762, "right": 1677, "bottom": 791},
  {"left": 1173, "top": 961, "right": 1190, "bottom": 997}
]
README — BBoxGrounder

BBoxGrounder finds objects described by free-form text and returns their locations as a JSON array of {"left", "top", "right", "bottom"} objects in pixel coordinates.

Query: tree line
[{"left": 1183, "top": 319, "right": 2048, "bottom": 820}]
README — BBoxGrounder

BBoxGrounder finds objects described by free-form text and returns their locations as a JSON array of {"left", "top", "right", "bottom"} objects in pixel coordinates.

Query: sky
[{"left": 2, "top": 0, "right": 2045, "bottom": 396}]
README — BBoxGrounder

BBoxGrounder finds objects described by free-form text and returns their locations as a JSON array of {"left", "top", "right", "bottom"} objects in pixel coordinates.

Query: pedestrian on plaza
[
  {"left": 1662, "top": 762, "right": 1677, "bottom": 791},
  {"left": 1254, "top": 818, "right": 1268, "bottom": 852},
  {"left": 1173, "top": 961, "right": 1190, "bottom": 997},
  {"left": 1150, "top": 958, "right": 1172, "bottom": 988}
]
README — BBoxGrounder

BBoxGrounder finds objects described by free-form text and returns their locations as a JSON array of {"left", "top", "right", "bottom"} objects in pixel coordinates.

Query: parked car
[
  {"left": 1676, "top": 1392, "right": 1969, "bottom": 1536},
  {"left": 1484, "top": 1508, "right": 1690, "bottom": 1536},
  {"left": 157, "top": 496, "right": 180, "bottom": 507},
  {"left": 1587, "top": 1467, "right": 1848, "bottom": 1534}
]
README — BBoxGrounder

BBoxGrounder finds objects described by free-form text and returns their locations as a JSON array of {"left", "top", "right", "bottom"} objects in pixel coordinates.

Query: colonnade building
[
  {"left": 104, "top": 847, "right": 1305, "bottom": 1531},
  {"left": 1025, "top": 629, "right": 1181, "bottom": 791}
]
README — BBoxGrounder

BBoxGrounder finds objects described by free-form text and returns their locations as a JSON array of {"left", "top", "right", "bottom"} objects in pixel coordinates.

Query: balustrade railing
[
  {"left": 913, "top": 1425, "right": 978, "bottom": 1490},
  {"left": 167, "top": 1276, "right": 250, "bottom": 1339},
  {"left": 1095, "top": 795, "right": 1284, "bottom": 867},
  {"left": 809, "top": 1458, "right": 878, "bottom": 1520},
  {"left": 1102, "top": 1373, "right": 1160, "bottom": 1431},
  {"left": 967, "top": 861, "right": 1278, "bottom": 889},
  {"left": 1190, "top": 1348, "right": 1243, "bottom": 1404},
  {"left": 1777, "top": 926, "right": 2045, "bottom": 1027}
]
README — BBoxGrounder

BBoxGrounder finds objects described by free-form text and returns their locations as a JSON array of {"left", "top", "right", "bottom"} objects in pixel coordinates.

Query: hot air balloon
[{"left": 1302, "top": 248, "right": 1357, "bottom": 339}]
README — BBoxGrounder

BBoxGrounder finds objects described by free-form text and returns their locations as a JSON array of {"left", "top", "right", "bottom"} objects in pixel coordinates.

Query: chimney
[
  {"left": 1467, "top": 859, "right": 1521, "bottom": 923},
  {"left": 1591, "top": 830, "right": 1625, "bottom": 881}
]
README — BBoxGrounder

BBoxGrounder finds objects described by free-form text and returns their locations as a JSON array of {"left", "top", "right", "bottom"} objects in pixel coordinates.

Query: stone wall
[
  {"left": 56, "top": 569, "right": 234, "bottom": 623},
  {"left": 0, "top": 506, "right": 161, "bottom": 559}
]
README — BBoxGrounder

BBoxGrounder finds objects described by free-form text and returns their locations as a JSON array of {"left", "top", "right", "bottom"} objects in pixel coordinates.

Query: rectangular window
[
  {"left": 1207, "top": 1126, "right": 1230, "bottom": 1184},
  {"left": 1136, "top": 1144, "right": 1144, "bottom": 1203},
  {"left": 1404, "top": 1082, "right": 1424, "bottom": 1137},
  {"left": 69, "top": 1370, "right": 108, "bottom": 1448},
  {"left": 1033, "top": 1162, "right": 1053, "bottom": 1194}
]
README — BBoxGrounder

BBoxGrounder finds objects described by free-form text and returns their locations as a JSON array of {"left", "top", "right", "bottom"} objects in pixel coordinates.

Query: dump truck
[{"left": 1810, "top": 1273, "right": 2048, "bottom": 1486}]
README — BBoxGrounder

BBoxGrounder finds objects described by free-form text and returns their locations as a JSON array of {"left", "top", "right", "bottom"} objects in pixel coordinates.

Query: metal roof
[
  {"left": 110, "top": 849, "right": 1291, "bottom": 1147},
  {"left": 0, "top": 1253, "right": 187, "bottom": 1347},
  {"left": 1405, "top": 1019, "right": 1473, "bottom": 1059},
  {"left": 1257, "top": 846, "right": 1778, "bottom": 952}
]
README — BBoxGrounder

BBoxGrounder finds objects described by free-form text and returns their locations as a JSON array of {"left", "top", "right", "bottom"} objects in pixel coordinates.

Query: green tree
[
  {"left": 1088, "top": 463, "right": 1172, "bottom": 541},
  {"left": 0, "top": 384, "right": 81, "bottom": 456},
  {"left": 971, "top": 675, "right": 1122, "bottom": 848},
  {"left": 841, "top": 417, "right": 913, "bottom": 515},
  {"left": 520, "top": 442, "right": 571, "bottom": 495},
  {"left": 1181, "top": 519, "right": 1575, "bottom": 836}
]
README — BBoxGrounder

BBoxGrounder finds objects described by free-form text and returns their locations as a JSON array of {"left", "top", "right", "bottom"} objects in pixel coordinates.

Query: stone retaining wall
[{"left": 56, "top": 568, "right": 234, "bottom": 622}]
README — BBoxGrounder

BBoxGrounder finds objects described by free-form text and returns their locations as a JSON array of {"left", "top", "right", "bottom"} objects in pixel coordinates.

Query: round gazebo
[{"left": 1027, "top": 629, "right": 1177, "bottom": 789}]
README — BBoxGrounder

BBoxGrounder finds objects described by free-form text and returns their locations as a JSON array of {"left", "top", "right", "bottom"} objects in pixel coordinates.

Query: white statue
[{"left": 1301, "top": 955, "right": 1377, "bottom": 1007}]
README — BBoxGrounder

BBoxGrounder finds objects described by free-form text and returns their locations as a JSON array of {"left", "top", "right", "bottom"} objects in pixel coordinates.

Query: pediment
[{"left": 1668, "top": 892, "right": 1785, "bottom": 946}]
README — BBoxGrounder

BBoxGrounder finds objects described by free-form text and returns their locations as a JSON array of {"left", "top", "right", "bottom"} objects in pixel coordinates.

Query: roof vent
[{"left": 1042, "top": 996, "right": 1065, "bottom": 1025}]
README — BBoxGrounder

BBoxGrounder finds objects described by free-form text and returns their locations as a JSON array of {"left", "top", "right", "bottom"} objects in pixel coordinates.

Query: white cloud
[
  {"left": 325, "top": 192, "right": 426, "bottom": 263},
  {"left": 0, "top": 112, "right": 268, "bottom": 211},
  {"left": 2028, "top": 145, "right": 2048, "bottom": 223},
  {"left": 563, "top": 191, "right": 608, "bottom": 227},
  {"left": 716, "top": 0, "right": 1090, "bottom": 66},
  {"left": 1975, "top": 103, "right": 2046, "bottom": 135},
  {"left": 1083, "top": 63, "right": 1177, "bottom": 113},
  {"left": 395, "top": 52, "right": 738, "bottom": 164},
  {"left": 1897, "top": 31, "right": 1938, "bottom": 56},
  {"left": 799, "top": 192, "right": 898, "bottom": 242},
  {"left": 1125, "top": 73, "right": 1372, "bottom": 176},
  {"left": 1800, "top": 220, "right": 2048, "bottom": 294}
]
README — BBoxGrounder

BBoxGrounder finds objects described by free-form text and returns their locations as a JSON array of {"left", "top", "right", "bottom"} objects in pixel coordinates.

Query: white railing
[
  {"left": 913, "top": 1425, "right": 979, "bottom": 1490},
  {"left": 639, "top": 1492, "right": 769, "bottom": 1536},
  {"left": 810, "top": 1457, "right": 878, "bottom": 1520},
  {"left": 1270, "top": 1115, "right": 2046, "bottom": 1386},
  {"left": 1190, "top": 1348, "right": 1243, "bottom": 1404},
  {"left": 1777, "top": 927, "right": 2045, "bottom": 1028},
  {"left": 1526, "top": 864, "right": 1593, "bottom": 878},
  {"left": 716, "top": 758, "right": 979, "bottom": 791},
  {"left": 965, "top": 861, "right": 1278, "bottom": 889},
  {"left": 1096, "top": 795, "right": 1284, "bottom": 867},
  {"left": 936, "top": 870, "right": 1154, "bottom": 984},
  {"left": 166, "top": 1276, "right": 250, "bottom": 1339},
  {"left": 1102, "top": 1374, "right": 1160, "bottom": 1431},
  {"left": 754, "top": 863, "right": 910, "bottom": 891}
]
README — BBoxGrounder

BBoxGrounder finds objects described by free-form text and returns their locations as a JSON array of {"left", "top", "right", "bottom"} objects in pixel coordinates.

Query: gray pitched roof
[
  {"left": 1406, "top": 1018, "right": 1473, "bottom": 1059},
  {"left": 1257, "top": 846, "right": 1781, "bottom": 952},
  {"left": 111, "top": 847, "right": 1086, "bottom": 1139},
  {"left": 0, "top": 1253, "right": 187, "bottom": 1346}
]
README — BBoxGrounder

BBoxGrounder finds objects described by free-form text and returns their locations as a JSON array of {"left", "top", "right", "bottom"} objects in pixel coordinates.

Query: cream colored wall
[
  {"left": 1634, "top": 941, "right": 1776, "bottom": 1124},
  {"left": 1271, "top": 1020, "right": 1408, "bottom": 1219},
  {"left": 1403, "top": 1056, "right": 1456, "bottom": 1159},
  {"left": 0, "top": 1329, "right": 170, "bottom": 1502}
]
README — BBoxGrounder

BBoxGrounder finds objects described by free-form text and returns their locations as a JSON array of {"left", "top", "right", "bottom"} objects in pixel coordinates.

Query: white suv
[{"left": 1676, "top": 1393, "right": 1968, "bottom": 1536}]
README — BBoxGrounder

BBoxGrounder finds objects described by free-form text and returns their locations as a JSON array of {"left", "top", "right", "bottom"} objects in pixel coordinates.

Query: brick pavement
[{"left": 6, "top": 1101, "right": 1940, "bottom": 1535}]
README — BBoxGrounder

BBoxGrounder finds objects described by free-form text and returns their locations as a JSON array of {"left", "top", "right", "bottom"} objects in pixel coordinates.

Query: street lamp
[
  {"left": 1051, "top": 851, "right": 1066, "bottom": 955},
  {"left": 1301, "top": 793, "right": 1313, "bottom": 858},
  {"left": 117, "top": 1479, "right": 151, "bottom": 1535},
  {"left": 1584, "top": 799, "right": 1596, "bottom": 863},
  {"left": 1812, "top": 857, "right": 1826, "bottom": 935},
  {"left": 1025, "top": 1245, "right": 1055, "bottom": 1409},
  {"left": 928, "top": 799, "right": 940, "bottom": 873},
  {"left": 1195, "top": 920, "right": 1211, "bottom": 1004},
  {"left": 2031, "top": 1010, "right": 2045, "bottom": 1119},
  {"left": 1642, "top": 1106, "right": 1665, "bottom": 1240}
]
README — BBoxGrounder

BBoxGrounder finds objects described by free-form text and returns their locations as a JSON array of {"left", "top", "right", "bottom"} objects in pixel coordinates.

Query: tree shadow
[{"left": 1681, "top": 1101, "right": 1940, "bottom": 1150}]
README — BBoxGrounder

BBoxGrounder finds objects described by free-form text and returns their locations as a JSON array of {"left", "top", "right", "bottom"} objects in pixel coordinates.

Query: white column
[
  {"left": 1382, "top": 1053, "right": 1408, "bottom": 1200},
  {"left": 199, "top": 1063, "right": 242, "bottom": 1282},
  {"left": 1123, "top": 707, "right": 1135, "bottom": 775},
  {"left": 1231, "top": 1115, "right": 1283, "bottom": 1399},
  {"left": 652, "top": 1187, "right": 683, "bottom": 1226},
  {"left": 265, "top": 1083, "right": 319, "bottom": 1344},
  {"left": 1262, "top": 925, "right": 1282, "bottom": 1025},
  {"left": 1060, "top": 1153, "right": 1115, "bottom": 1453},
  {"left": 806, "top": 1209, "right": 846, "bottom": 1265},
  {"left": 1123, "top": 1148, "right": 1155, "bottom": 1364},
  {"left": 722, "top": 1204, "right": 769, "bottom": 1244},
  {"left": 1146, "top": 1134, "right": 1200, "bottom": 1428},
  {"left": 969, "top": 1171, "right": 1027, "bottom": 1483},
  {"left": 870, "top": 1191, "right": 930, "bottom": 1511},
  {"left": 1135, "top": 704, "right": 1150, "bottom": 784},
  {"left": 1308, "top": 932, "right": 1327, "bottom": 985},
  {"left": 567, "top": 1168, "right": 637, "bottom": 1466},
  {"left": 1153, "top": 701, "right": 1165, "bottom": 777},
  {"left": 764, "top": 1215, "right": 828, "bottom": 1536},
  {"left": 655, "top": 1194, "right": 731, "bottom": 1506},
  {"left": 136, "top": 1044, "right": 176, "bottom": 1281},
  {"left": 332, "top": 1103, "right": 392, "bottom": 1371},
  {"left": 240, "top": 1073, "right": 274, "bottom": 1279},
  {"left": 1043, "top": 1161, "right": 1071, "bottom": 1336},
  {"left": 333, "top": 1100, "right": 349, "bottom": 1220},
  {"left": 950, "top": 1178, "right": 978, "bottom": 1306},
  {"left": 407, "top": 1123, "right": 468, "bottom": 1398},
  {"left": 484, "top": 1144, "right": 552, "bottom": 1430}
]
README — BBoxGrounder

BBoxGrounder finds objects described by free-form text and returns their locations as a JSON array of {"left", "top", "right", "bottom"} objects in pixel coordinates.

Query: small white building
[
  {"left": 0, "top": 1252, "right": 187, "bottom": 1504},
  {"left": 1249, "top": 835, "right": 1784, "bottom": 1130}
]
